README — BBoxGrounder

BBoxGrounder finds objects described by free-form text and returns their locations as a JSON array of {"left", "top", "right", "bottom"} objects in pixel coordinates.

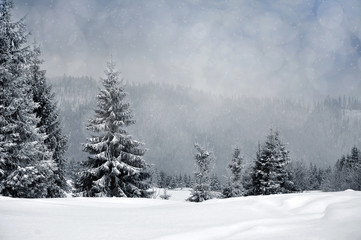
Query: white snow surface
[
  {"left": 150, "top": 187, "right": 192, "bottom": 201},
  {"left": 1, "top": 190, "right": 361, "bottom": 240}
]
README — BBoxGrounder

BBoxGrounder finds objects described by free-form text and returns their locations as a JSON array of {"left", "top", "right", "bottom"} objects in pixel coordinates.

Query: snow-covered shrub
[{"left": 160, "top": 188, "right": 171, "bottom": 200}]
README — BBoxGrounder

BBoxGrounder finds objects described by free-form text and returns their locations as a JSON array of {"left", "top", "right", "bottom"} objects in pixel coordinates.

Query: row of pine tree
[
  {"left": 187, "top": 130, "right": 295, "bottom": 202},
  {"left": 187, "top": 135, "right": 361, "bottom": 202}
]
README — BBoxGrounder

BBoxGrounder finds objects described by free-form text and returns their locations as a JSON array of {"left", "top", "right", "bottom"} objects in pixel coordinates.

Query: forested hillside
[{"left": 50, "top": 76, "right": 361, "bottom": 176}]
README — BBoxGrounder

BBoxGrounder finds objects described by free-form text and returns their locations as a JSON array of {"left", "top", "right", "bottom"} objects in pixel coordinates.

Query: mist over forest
[{"left": 50, "top": 76, "right": 361, "bottom": 177}]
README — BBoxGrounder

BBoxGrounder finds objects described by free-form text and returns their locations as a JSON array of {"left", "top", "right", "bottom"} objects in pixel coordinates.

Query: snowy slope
[{"left": 1, "top": 190, "right": 361, "bottom": 240}]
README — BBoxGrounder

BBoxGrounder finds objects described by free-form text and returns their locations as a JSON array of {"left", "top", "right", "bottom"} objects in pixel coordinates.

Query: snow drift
[{"left": 1, "top": 190, "right": 361, "bottom": 240}]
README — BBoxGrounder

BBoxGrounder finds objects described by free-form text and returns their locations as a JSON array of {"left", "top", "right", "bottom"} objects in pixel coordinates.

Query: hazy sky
[{"left": 13, "top": 0, "right": 361, "bottom": 97}]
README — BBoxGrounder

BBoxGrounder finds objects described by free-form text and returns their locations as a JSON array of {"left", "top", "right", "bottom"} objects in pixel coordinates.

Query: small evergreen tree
[
  {"left": 226, "top": 147, "right": 244, "bottom": 197},
  {"left": 188, "top": 143, "right": 213, "bottom": 202},
  {"left": 172, "top": 177, "right": 179, "bottom": 189},
  {"left": 180, "top": 173, "right": 192, "bottom": 188},
  {"left": 158, "top": 170, "right": 167, "bottom": 188},
  {"left": 251, "top": 130, "right": 295, "bottom": 195},
  {"left": 176, "top": 174, "right": 184, "bottom": 189},
  {"left": 76, "top": 60, "right": 150, "bottom": 197},
  {"left": 165, "top": 175, "right": 172, "bottom": 188},
  {"left": 148, "top": 167, "right": 159, "bottom": 188},
  {"left": 210, "top": 173, "right": 221, "bottom": 191}
]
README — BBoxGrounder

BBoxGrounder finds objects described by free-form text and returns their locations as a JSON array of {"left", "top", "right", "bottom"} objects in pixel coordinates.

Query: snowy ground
[
  {"left": 1, "top": 190, "right": 361, "bottom": 240},
  {"left": 150, "top": 187, "right": 192, "bottom": 201}
]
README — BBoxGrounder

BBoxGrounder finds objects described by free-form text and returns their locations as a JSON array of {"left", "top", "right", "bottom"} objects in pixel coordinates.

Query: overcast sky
[{"left": 13, "top": 0, "right": 361, "bottom": 98}]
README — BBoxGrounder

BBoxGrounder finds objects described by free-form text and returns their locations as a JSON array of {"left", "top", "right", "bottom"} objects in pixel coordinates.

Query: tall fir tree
[
  {"left": 0, "top": 0, "right": 55, "bottom": 197},
  {"left": 76, "top": 60, "right": 150, "bottom": 197},
  {"left": 26, "top": 44, "right": 68, "bottom": 196},
  {"left": 188, "top": 143, "right": 213, "bottom": 202},
  {"left": 251, "top": 130, "right": 294, "bottom": 195}
]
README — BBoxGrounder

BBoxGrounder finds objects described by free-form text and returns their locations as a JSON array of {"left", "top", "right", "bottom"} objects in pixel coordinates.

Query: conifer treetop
[{"left": 88, "top": 60, "right": 135, "bottom": 134}]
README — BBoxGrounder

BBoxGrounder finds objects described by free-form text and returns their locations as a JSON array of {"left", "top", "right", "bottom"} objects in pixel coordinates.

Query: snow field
[
  {"left": 150, "top": 188, "right": 192, "bottom": 201},
  {"left": 1, "top": 190, "right": 361, "bottom": 240}
]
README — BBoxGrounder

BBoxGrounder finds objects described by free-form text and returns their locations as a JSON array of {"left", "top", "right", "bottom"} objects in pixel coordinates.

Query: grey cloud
[{"left": 13, "top": 0, "right": 361, "bottom": 97}]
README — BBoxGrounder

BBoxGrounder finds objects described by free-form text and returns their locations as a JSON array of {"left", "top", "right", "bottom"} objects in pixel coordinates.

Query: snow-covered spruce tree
[
  {"left": 225, "top": 147, "right": 244, "bottom": 197},
  {"left": 26, "top": 44, "right": 68, "bottom": 196},
  {"left": 76, "top": 61, "right": 150, "bottom": 197},
  {"left": 0, "top": 0, "right": 55, "bottom": 197},
  {"left": 188, "top": 143, "right": 213, "bottom": 202},
  {"left": 251, "top": 130, "right": 294, "bottom": 195}
]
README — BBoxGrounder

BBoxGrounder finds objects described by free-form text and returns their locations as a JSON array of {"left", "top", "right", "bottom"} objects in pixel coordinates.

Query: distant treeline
[{"left": 51, "top": 76, "right": 361, "bottom": 176}]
